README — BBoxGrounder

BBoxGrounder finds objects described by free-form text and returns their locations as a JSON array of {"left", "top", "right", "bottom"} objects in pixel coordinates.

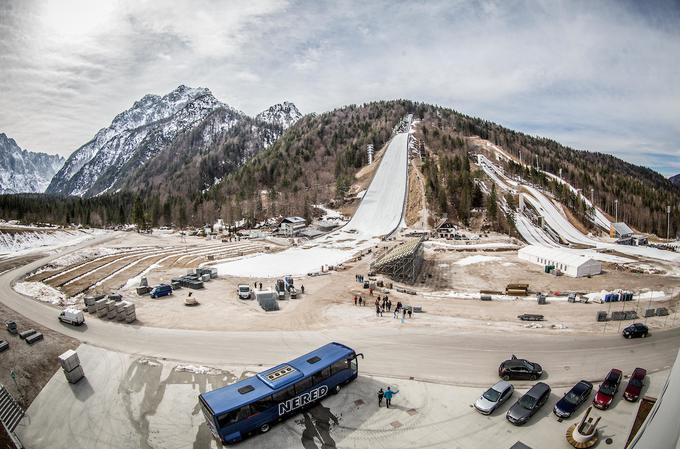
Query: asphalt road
[{"left": 3, "top": 241, "right": 680, "bottom": 388}]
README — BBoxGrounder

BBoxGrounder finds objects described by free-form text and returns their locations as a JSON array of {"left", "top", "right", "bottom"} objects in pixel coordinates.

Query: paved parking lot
[{"left": 16, "top": 345, "right": 664, "bottom": 449}]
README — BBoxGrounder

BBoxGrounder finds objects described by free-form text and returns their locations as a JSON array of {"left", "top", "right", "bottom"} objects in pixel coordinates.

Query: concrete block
[{"left": 58, "top": 350, "right": 80, "bottom": 372}]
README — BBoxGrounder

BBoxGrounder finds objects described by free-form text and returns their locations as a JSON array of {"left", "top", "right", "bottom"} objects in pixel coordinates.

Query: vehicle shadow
[{"left": 59, "top": 321, "right": 88, "bottom": 333}]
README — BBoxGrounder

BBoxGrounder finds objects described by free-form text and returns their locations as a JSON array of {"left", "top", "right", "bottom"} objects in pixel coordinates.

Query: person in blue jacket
[{"left": 383, "top": 386, "right": 399, "bottom": 408}]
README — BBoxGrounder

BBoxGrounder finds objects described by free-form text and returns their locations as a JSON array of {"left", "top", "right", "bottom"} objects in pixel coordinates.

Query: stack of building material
[
  {"left": 256, "top": 290, "right": 279, "bottom": 311},
  {"left": 123, "top": 303, "right": 136, "bottom": 323},
  {"left": 597, "top": 311, "right": 608, "bottom": 322},
  {"left": 105, "top": 300, "right": 117, "bottom": 319},
  {"left": 95, "top": 299, "right": 108, "bottom": 318},
  {"left": 84, "top": 296, "right": 98, "bottom": 313},
  {"left": 115, "top": 302, "right": 128, "bottom": 321},
  {"left": 108, "top": 293, "right": 122, "bottom": 302},
  {"left": 58, "top": 349, "right": 84, "bottom": 384},
  {"left": 25, "top": 333, "right": 43, "bottom": 345},
  {"left": 136, "top": 286, "right": 152, "bottom": 295},
  {"left": 656, "top": 307, "right": 669, "bottom": 316}
]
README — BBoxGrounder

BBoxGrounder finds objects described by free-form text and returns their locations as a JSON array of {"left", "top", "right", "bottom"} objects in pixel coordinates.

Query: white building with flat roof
[{"left": 518, "top": 245, "right": 602, "bottom": 277}]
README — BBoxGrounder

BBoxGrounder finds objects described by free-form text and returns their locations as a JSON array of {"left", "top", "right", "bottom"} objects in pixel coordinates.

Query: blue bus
[{"left": 198, "top": 342, "right": 363, "bottom": 444}]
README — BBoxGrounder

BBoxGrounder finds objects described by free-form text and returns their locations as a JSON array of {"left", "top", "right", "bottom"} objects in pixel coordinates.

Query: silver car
[{"left": 474, "top": 380, "right": 514, "bottom": 414}]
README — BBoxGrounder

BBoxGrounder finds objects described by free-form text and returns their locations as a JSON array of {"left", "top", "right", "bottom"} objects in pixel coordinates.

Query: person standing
[
  {"left": 387, "top": 299, "right": 392, "bottom": 312},
  {"left": 383, "top": 386, "right": 399, "bottom": 408},
  {"left": 376, "top": 304, "right": 381, "bottom": 317},
  {"left": 377, "top": 388, "right": 384, "bottom": 407},
  {"left": 401, "top": 308, "right": 406, "bottom": 323},
  {"left": 259, "top": 282, "right": 262, "bottom": 290},
  {"left": 358, "top": 297, "right": 363, "bottom": 306},
  {"left": 354, "top": 296, "right": 358, "bottom": 306},
  {"left": 301, "top": 284, "right": 305, "bottom": 294},
  {"left": 408, "top": 309, "right": 413, "bottom": 319}
]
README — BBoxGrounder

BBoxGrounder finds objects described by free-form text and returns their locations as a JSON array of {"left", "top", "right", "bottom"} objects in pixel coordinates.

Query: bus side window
[
  {"left": 295, "top": 377, "right": 313, "bottom": 394},
  {"left": 252, "top": 395, "right": 275, "bottom": 413},
  {"left": 272, "top": 386, "right": 295, "bottom": 403},
  {"left": 330, "top": 359, "right": 347, "bottom": 375},
  {"left": 312, "top": 371, "right": 324, "bottom": 385},
  {"left": 217, "top": 409, "right": 240, "bottom": 428},
  {"left": 236, "top": 405, "right": 252, "bottom": 422},
  {"left": 321, "top": 366, "right": 331, "bottom": 379}
]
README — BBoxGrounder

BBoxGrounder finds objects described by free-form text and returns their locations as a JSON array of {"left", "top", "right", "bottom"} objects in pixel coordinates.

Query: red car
[
  {"left": 624, "top": 368, "right": 647, "bottom": 402},
  {"left": 593, "top": 369, "right": 622, "bottom": 409}
]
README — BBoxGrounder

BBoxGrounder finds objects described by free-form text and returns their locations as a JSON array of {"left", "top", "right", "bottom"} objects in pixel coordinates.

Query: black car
[
  {"left": 506, "top": 382, "right": 551, "bottom": 425},
  {"left": 553, "top": 380, "right": 593, "bottom": 418},
  {"left": 499, "top": 355, "right": 543, "bottom": 381},
  {"left": 623, "top": 323, "right": 649, "bottom": 339}
]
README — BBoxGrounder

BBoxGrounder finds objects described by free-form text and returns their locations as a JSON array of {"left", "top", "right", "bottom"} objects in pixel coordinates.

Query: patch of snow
[
  {"left": 454, "top": 255, "right": 502, "bottom": 266},
  {"left": 123, "top": 263, "right": 162, "bottom": 290},
  {"left": 14, "top": 281, "right": 75, "bottom": 306},
  {"left": 355, "top": 189, "right": 366, "bottom": 199}
]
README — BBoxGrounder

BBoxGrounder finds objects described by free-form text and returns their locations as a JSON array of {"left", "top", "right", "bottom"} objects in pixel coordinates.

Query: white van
[
  {"left": 237, "top": 284, "right": 252, "bottom": 299},
  {"left": 59, "top": 308, "right": 85, "bottom": 326}
]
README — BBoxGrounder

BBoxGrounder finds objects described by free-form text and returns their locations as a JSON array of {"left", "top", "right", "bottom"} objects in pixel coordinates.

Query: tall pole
[
  {"left": 590, "top": 188, "right": 594, "bottom": 206},
  {"left": 615, "top": 199, "right": 619, "bottom": 222},
  {"left": 668, "top": 205, "right": 671, "bottom": 241}
]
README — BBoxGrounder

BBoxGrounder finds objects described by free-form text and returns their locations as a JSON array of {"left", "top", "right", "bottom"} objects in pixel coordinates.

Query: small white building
[
  {"left": 279, "top": 216, "right": 306, "bottom": 236},
  {"left": 518, "top": 245, "right": 602, "bottom": 277}
]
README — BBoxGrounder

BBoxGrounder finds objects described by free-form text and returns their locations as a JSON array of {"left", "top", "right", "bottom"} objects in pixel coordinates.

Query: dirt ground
[{"left": 0, "top": 301, "right": 78, "bottom": 445}]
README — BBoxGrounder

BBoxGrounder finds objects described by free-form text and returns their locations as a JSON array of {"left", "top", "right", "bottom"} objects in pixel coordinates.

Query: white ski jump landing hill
[
  {"left": 215, "top": 132, "right": 410, "bottom": 277},
  {"left": 478, "top": 150, "right": 680, "bottom": 263}
]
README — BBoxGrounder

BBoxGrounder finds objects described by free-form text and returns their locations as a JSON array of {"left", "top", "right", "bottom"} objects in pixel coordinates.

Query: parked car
[
  {"left": 623, "top": 368, "right": 647, "bottom": 402},
  {"left": 150, "top": 284, "right": 173, "bottom": 299},
  {"left": 623, "top": 323, "right": 649, "bottom": 339},
  {"left": 474, "top": 380, "right": 514, "bottom": 415},
  {"left": 506, "top": 382, "right": 551, "bottom": 425},
  {"left": 498, "top": 355, "right": 543, "bottom": 381},
  {"left": 593, "top": 369, "right": 622, "bottom": 409},
  {"left": 237, "top": 284, "right": 252, "bottom": 300},
  {"left": 58, "top": 308, "right": 85, "bottom": 326},
  {"left": 553, "top": 380, "right": 593, "bottom": 418}
]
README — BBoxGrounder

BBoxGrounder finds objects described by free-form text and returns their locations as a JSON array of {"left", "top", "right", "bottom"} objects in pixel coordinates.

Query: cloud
[{"left": 0, "top": 0, "right": 678, "bottom": 175}]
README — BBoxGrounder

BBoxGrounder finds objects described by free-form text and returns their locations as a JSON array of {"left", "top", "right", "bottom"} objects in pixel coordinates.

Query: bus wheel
[
  {"left": 333, "top": 385, "right": 341, "bottom": 394},
  {"left": 260, "top": 424, "right": 270, "bottom": 433}
]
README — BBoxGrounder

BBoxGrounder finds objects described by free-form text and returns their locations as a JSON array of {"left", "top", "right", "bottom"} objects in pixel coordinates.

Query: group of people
[
  {"left": 355, "top": 274, "right": 366, "bottom": 283},
  {"left": 377, "top": 386, "right": 399, "bottom": 408},
  {"left": 353, "top": 295, "right": 366, "bottom": 306},
  {"left": 252, "top": 281, "right": 305, "bottom": 294},
  {"left": 374, "top": 295, "right": 391, "bottom": 316}
]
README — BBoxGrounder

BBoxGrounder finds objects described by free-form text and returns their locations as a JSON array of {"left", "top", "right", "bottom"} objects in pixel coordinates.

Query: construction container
[
  {"left": 19, "top": 329, "right": 36, "bottom": 340},
  {"left": 26, "top": 333, "right": 43, "bottom": 345},
  {"left": 480, "top": 295, "right": 492, "bottom": 301},
  {"left": 611, "top": 311, "right": 626, "bottom": 321},
  {"left": 624, "top": 311, "right": 638, "bottom": 320},
  {"left": 64, "top": 365, "right": 84, "bottom": 384},
  {"left": 596, "top": 311, "right": 608, "bottom": 322},
  {"left": 58, "top": 350, "right": 80, "bottom": 372},
  {"left": 201, "top": 274, "right": 211, "bottom": 282},
  {"left": 256, "top": 290, "right": 279, "bottom": 312},
  {"left": 209, "top": 268, "right": 218, "bottom": 279}
]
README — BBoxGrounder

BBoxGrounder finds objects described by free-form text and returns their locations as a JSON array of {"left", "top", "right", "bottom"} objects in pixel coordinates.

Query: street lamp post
[
  {"left": 615, "top": 200, "right": 618, "bottom": 222},
  {"left": 668, "top": 205, "right": 671, "bottom": 241}
]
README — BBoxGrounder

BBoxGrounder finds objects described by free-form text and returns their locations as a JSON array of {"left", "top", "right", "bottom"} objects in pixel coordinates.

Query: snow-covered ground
[
  {"left": 0, "top": 228, "right": 103, "bottom": 257},
  {"left": 454, "top": 255, "right": 502, "bottom": 266},
  {"left": 13, "top": 281, "right": 76, "bottom": 306},
  {"left": 216, "top": 132, "right": 410, "bottom": 277},
  {"left": 314, "top": 204, "right": 346, "bottom": 221}
]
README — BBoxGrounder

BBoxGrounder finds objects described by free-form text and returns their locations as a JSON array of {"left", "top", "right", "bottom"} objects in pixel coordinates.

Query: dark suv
[
  {"left": 623, "top": 323, "right": 649, "bottom": 339},
  {"left": 499, "top": 355, "right": 543, "bottom": 381}
]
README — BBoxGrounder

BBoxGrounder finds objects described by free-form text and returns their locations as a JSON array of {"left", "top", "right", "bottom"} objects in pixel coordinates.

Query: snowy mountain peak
[
  {"left": 256, "top": 102, "right": 302, "bottom": 130},
  {"left": 0, "top": 133, "right": 64, "bottom": 193}
]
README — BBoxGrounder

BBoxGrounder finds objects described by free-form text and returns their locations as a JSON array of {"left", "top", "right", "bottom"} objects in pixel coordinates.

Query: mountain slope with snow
[
  {"left": 46, "top": 86, "right": 301, "bottom": 198},
  {"left": 255, "top": 102, "right": 302, "bottom": 130},
  {"left": 0, "top": 133, "right": 64, "bottom": 193}
]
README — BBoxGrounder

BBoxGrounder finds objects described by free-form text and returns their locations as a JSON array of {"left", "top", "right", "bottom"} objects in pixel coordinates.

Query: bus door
[{"left": 349, "top": 353, "right": 364, "bottom": 373}]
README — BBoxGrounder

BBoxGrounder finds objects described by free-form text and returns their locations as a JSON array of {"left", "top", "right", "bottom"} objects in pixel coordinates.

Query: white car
[
  {"left": 237, "top": 284, "right": 252, "bottom": 299},
  {"left": 474, "top": 380, "right": 514, "bottom": 415}
]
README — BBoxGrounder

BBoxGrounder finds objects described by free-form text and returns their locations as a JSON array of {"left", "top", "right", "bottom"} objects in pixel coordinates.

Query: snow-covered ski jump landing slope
[{"left": 216, "top": 132, "right": 410, "bottom": 277}]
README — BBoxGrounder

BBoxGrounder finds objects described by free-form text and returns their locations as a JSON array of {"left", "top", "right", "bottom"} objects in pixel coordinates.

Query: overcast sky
[{"left": 1, "top": 0, "right": 679, "bottom": 175}]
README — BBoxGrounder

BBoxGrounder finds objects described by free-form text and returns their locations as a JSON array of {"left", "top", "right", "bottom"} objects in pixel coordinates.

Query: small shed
[
  {"left": 518, "top": 245, "right": 601, "bottom": 278},
  {"left": 610, "top": 222, "right": 633, "bottom": 239}
]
